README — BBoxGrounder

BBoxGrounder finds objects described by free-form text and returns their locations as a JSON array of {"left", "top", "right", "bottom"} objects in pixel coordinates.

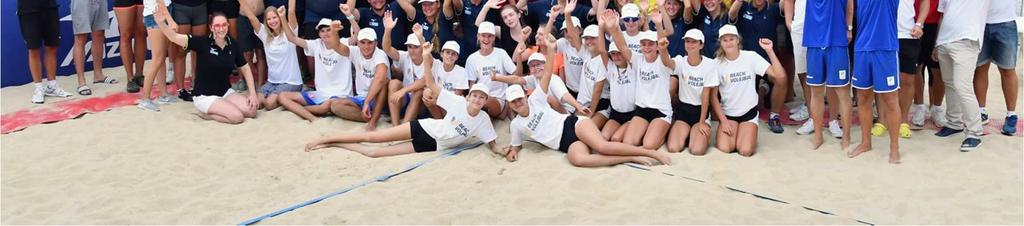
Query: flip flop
[
  {"left": 93, "top": 76, "right": 119, "bottom": 84},
  {"left": 77, "top": 85, "right": 92, "bottom": 96}
]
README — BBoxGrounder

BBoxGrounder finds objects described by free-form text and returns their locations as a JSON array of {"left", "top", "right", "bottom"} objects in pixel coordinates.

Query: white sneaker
[
  {"left": 910, "top": 104, "right": 926, "bottom": 127},
  {"left": 44, "top": 84, "right": 73, "bottom": 97},
  {"left": 930, "top": 106, "right": 946, "bottom": 127},
  {"left": 31, "top": 84, "right": 45, "bottom": 104},
  {"left": 796, "top": 119, "right": 814, "bottom": 135},
  {"left": 156, "top": 95, "right": 179, "bottom": 105},
  {"left": 137, "top": 99, "right": 161, "bottom": 112},
  {"left": 789, "top": 105, "right": 809, "bottom": 121},
  {"left": 828, "top": 119, "right": 843, "bottom": 138}
]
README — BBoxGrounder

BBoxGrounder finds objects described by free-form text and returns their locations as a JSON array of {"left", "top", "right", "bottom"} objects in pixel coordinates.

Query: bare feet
[
  {"left": 305, "top": 140, "right": 326, "bottom": 152},
  {"left": 840, "top": 138, "right": 851, "bottom": 151},
  {"left": 365, "top": 120, "right": 378, "bottom": 131},
  {"left": 889, "top": 149, "right": 901, "bottom": 164},
  {"left": 648, "top": 150, "right": 673, "bottom": 166},
  {"left": 811, "top": 134, "right": 824, "bottom": 150},
  {"left": 848, "top": 143, "right": 871, "bottom": 158}
]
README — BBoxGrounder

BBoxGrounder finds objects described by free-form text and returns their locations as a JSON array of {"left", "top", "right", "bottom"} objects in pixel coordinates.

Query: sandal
[
  {"left": 899, "top": 123, "right": 912, "bottom": 138},
  {"left": 870, "top": 123, "right": 886, "bottom": 137},
  {"left": 77, "top": 85, "right": 92, "bottom": 96},
  {"left": 93, "top": 76, "right": 119, "bottom": 84}
]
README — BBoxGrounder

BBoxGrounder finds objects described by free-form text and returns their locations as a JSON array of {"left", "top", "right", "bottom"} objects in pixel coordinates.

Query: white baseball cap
[
  {"left": 528, "top": 52, "right": 546, "bottom": 63},
  {"left": 404, "top": 34, "right": 421, "bottom": 46},
  {"left": 718, "top": 24, "right": 739, "bottom": 38},
  {"left": 418, "top": 0, "right": 438, "bottom": 3},
  {"left": 561, "top": 16, "right": 581, "bottom": 30},
  {"left": 505, "top": 84, "right": 526, "bottom": 102},
  {"left": 442, "top": 41, "right": 461, "bottom": 54},
  {"left": 469, "top": 83, "right": 489, "bottom": 96},
  {"left": 639, "top": 30, "right": 658, "bottom": 42},
  {"left": 683, "top": 28, "right": 704, "bottom": 42},
  {"left": 621, "top": 3, "right": 640, "bottom": 18},
  {"left": 582, "top": 25, "right": 599, "bottom": 38},
  {"left": 478, "top": 22, "right": 497, "bottom": 35},
  {"left": 608, "top": 43, "right": 620, "bottom": 53},
  {"left": 316, "top": 18, "right": 332, "bottom": 29},
  {"left": 357, "top": 28, "right": 377, "bottom": 41}
]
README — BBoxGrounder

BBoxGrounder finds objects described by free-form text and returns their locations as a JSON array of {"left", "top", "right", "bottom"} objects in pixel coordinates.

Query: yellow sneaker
[
  {"left": 870, "top": 123, "right": 886, "bottom": 136},
  {"left": 899, "top": 123, "right": 912, "bottom": 138}
]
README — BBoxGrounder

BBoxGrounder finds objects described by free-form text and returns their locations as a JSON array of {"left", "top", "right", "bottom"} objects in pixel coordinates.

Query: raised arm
[
  {"left": 381, "top": 11, "right": 402, "bottom": 60},
  {"left": 239, "top": 0, "right": 262, "bottom": 34},
  {"left": 681, "top": 0, "right": 694, "bottom": 24},
  {"left": 602, "top": 10, "right": 631, "bottom": 62},
  {"left": 344, "top": 0, "right": 360, "bottom": 20},
  {"left": 288, "top": 0, "right": 298, "bottom": 29},
  {"left": 727, "top": 0, "right": 742, "bottom": 23},
  {"left": 326, "top": 21, "right": 351, "bottom": 56},
  {"left": 595, "top": 9, "right": 610, "bottom": 64},
  {"left": 397, "top": 0, "right": 418, "bottom": 20},
  {"left": 442, "top": 0, "right": 456, "bottom": 19},
  {"left": 421, "top": 43, "right": 442, "bottom": 99},
  {"left": 541, "top": 4, "right": 563, "bottom": 36},
  {"left": 563, "top": 0, "right": 582, "bottom": 49},
  {"left": 659, "top": 2, "right": 675, "bottom": 37},
  {"left": 453, "top": 0, "right": 465, "bottom": 13},
  {"left": 278, "top": 6, "right": 308, "bottom": 48},
  {"left": 538, "top": 33, "right": 557, "bottom": 94},
  {"left": 476, "top": 0, "right": 505, "bottom": 26},
  {"left": 783, "top": 0, "right": 794, "bottom": 31}
]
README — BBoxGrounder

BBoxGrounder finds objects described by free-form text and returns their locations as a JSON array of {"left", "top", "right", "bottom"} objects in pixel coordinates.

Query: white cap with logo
[
  {"left": 505, "top": 84, "right": 526, "bottom": 102},
  {"left": 683, "top": 28, "right": 704, "bottom": 42},
  {"left": 718, "top": 24, "right": 739, "bottom": 38},
  {"left": 357, "top": 28, "right": 377, "bottom": 41},
  {"left": 442, "top": 41, "right": 461, "bottom": 54},
  {"left": 478, "top": 21, "right": 497, "bottom": 35}
]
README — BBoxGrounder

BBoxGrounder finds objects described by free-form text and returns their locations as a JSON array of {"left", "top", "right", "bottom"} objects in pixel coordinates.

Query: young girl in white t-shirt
[
  {"left": 598, "top": 10, "right": 638, "bottom": 142},
  {"left": 239, "top": 5, "right": 304, "bottom": 110},
  {"left": 306, "top": 43, "right": 503, "bottom": 158},
  {"left": 503, "top": 33, "right": 672, "bottom": 167},
  {"left": 664, "top": 29, "right": 718, "bottom": 155},
  {"left": 620, "top": 8, "right": 675, "bottom": 151},
  {"left": 710, "top": 25, "right": 787, "bottom": 157}
]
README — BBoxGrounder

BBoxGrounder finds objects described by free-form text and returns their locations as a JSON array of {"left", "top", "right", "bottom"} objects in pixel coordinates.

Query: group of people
[{"left": 17, "top": 0, "right": 1020, "bottom": 166}]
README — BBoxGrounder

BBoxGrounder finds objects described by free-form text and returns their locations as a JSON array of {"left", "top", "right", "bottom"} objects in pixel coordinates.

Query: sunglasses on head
[{"left": 622, "top": 17, "right": 639, "bottom": 22}]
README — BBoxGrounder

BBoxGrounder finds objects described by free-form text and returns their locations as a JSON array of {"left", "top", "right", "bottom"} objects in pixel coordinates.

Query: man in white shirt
[
  {"left": 932, "top": 0, "right": 990, "bottom": 151},
  {"left": 972, "top": 0, "right": 1020, "bottom": 136}
]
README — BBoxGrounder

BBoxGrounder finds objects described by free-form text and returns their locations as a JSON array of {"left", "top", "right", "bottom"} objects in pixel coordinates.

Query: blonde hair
[
  {"left": 715, "top": 34, "right": 742, "bottom": 62},
  {"left": 263, "top": 6, "right": 282, "bottom": 43}
]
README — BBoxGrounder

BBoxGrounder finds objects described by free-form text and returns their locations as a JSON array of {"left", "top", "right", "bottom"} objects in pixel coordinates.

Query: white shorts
[
  {"left": 792, "top": 30, "right": 808, "bottom": 74},
  {"left": 597, "top": 108, "right": 611, "bottom": 117},
  {"left": 193, "top": 89, "right": 238, "bottom": 114}
]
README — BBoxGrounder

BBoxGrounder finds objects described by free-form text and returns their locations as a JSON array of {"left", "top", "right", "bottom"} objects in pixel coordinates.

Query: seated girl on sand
[{"left": 305, "top": 42, "right": 504, "bottom": 158}]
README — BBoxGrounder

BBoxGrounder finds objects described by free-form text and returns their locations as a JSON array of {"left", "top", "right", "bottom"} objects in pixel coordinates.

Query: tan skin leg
[
  {"left": 641, "top": 119, "right": 671, "bottom": 150},
  {"left": 203, "top": 98, "right": 246, "bottom": 124},
  {"left": 483, "top": 97, "right": 504, "bottom": 119},
  {"left": 387, "top": 80, "right": 404, "bottom": 126},
  {"left": 601, "top": 120, "right": 622, "bottom": 140},
  {"left": 141, "top": 28, "right": 170, "bottom": 100},
  {"left": 974, "top": 63, "right": 1020, "bottom": 113},
  {"left": 610, "top": 120, "right": 630, "bottom": 142},
  {"left": 330, "top": 98, "right": 370, "bottom": 122},
  {"left": 850, "top": 89, "right": 875, "bottom": 158},
  {"left": 899, "top": 72, "right": 916, "bottom": 125},
  {"left": 403, "top": 90, "right": 425, "bottom": 124},
  {"left": 716, "top": 121, "right": 737, "bottom": 154},
  {"left": 277, "top": 92, "right": 318, "bottom": 121},
  {"left": 735, "top": 122, "right": 759, "bottom": 157},
  {"left": 622, "top": 117, "right": 648, "bottom": 146},
  {"left": 114, "top": 7, "right": 145, "bottom": 80},
  {"left": 878, "top": 91, "right": 902, "bottom": 164},
  {"left": 666, "top": 121, "right": 692, "bottom": 153},
  {"left": 225, "top": 93, "right": 258, "bottom": 118},
  {"left": 573, "top": 118, "right": 673, "bottom": 165},
  {"left": 687, "top": 122, "right": 711, "bottom": 156},
  {"left": 305, "top": 123, "right": 414, "bottom": 154}
]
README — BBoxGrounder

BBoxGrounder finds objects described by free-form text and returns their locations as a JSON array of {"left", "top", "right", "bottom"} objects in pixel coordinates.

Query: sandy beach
[{"left": 1, "top": 60, "right": 1021, "bottom": 224}]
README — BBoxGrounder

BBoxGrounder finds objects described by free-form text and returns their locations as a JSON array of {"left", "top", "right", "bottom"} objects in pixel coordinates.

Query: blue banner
[{"left": 2, "top": 0, "right": 146, "bottom": 87}]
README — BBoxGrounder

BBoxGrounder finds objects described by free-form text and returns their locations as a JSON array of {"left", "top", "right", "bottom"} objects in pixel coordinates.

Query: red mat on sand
[{"left": 1, "top": 81, "right": 191, "bottom": 134}]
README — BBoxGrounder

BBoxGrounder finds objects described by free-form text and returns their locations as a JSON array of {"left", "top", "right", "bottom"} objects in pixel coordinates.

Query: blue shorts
[
  {"left": 852, "top": 51, "right": 900, "bottom": 93},
  {"left": 806, "top": 46, "right": 851, "bottom": 87},
  {"left": 143, "top": 14, "right": 157, "bottom": 29},
  {"left": 300, "top": 91, "right": 340, "bottom": 105},
  {"left": 977, "top": 21, "right": 1019, "bottom": 69},
  {"left": 348, "top": 96, "right": 375, "bottom": 109}
]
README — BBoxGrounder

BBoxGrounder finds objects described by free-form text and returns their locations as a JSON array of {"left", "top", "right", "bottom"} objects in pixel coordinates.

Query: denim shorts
[
  {"left": 977, "top": 20, "right": 1019, "bottom": 69},
  {"left": 143, "top": 14, "right": 158, "bottom": 29}
]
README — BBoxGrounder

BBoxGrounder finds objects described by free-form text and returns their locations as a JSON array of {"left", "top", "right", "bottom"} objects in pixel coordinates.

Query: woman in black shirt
[{"left": 156, "top": 10, "right": 261, "bottom": 124}]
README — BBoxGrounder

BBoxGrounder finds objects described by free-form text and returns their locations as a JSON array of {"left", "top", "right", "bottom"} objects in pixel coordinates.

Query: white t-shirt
[
  {"left": 716, "top": 51, "right": 770, "bottom": 116},
  {"left": 578, "top": 56, "right": 610, "bottom": 107},
  {"left": 632, "top": 56, "right": 673, "bottom": 115},
  {"left": 673, "top": 55, "right": 719, "bottom": 106},
  {"left": 394, "top": 51, "right": 425, "bottom": 87},
  {"left": 607, "top": 62, "right": 638, "bottom": 112},
  {"left": 305, "top": 38, "right": 354, "bottom": 98},
  {"left": 432, "top": 61, "right": 470, "bottom": 92},
  {"left": 623, "top": 32, "right": 644, "bottom": 56},
  {"left": 896, "top": 0, "right": 917, "bottom": 39},
  {"left": 418, "top": 90, "right": 498, "bottom": 150},
  {"left": 935, "top": 0, "right": 990, "bottom": 47},
  {"left": 986, "top": 0, "right": 1018, "bottom": 24},
  {"left": 525, "top": 74, "right": 574, "bottom": 112},
  {"left": 791, "top": 0, "right": 806, "bottom": 33},
  {"left": 350, "top": 48, "right": 391, "bottom": 97},
  {"left": 510, "top": 87, "right": 571, "bottom": 150},
  {"left": 257, "top": 26, "right": 303, "bottom": 85},
  {"left": 466, "top": 48, "right": 517, "bottom": 99},
  {"left": 556, "top": 38, "right": 592, "bottom": 92},
  {"left": 143, "top": 0, "right": 170, "bottom": 16}
]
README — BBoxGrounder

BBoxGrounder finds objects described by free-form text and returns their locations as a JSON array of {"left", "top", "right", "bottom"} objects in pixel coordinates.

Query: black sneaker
[
  {"left": 126, "top": 77, "right": 141, "bottom": 93},
  {"left": 178, "top": 89, "right": 194, "bottom": 102}
]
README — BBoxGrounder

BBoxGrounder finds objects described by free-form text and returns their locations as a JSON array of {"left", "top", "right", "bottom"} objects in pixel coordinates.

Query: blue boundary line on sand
[
  {"left": 623, "top": 163, "right": 875, "bottom": 225},
  {"left": 238, "top": 142, "right": 484, "bottom": 225}
]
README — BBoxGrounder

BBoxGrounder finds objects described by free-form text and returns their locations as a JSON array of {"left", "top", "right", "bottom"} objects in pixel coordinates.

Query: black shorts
[
  {"left": 568, "top": 90, "right": 579, "bottom": 99},
  {"left": 409, "top": 120, "right": 438, "bottom": 153},
  {"left": 557, "top": 115, "right": 580, "bottom": 153},
  {"left": 113, "top": 0, "right": 143, "bottom": 8},
  {"left": 634, "top": 107, "right": 666, "bottom": 122},
  {"left": 609, "top": 109, "right": 634, "bottom": 124},
  {"left": 18, "top": 9, "right": 61, "bottom": 49},
  {"left": 918, "top": 23, "right": 940, "bottom": 68},
  {"left": 673, "top": 102, "right": 703, "bottom": 126},
  {"left": 207, "top": 0, "right": 240, "bottom": 19},
  {"left": 594, "top": 98, "right": 611, "bottom": 112},
  {"left": 898, "top": 39, "right": 921, "bottom": 74},
  {"left": 236, "top": 15, "right": 264, "bottom": 52},
  {"left": 725, "top": 107, "right": 758, "bottom": 123}
]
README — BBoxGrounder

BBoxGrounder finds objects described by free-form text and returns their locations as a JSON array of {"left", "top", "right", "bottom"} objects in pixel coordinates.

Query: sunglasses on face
[
  {"left": 212, "top": 23, "right": 229, "bottom": 29},
  {"left": 622, "top": 17, "right": 639, "bottom": 23}
]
